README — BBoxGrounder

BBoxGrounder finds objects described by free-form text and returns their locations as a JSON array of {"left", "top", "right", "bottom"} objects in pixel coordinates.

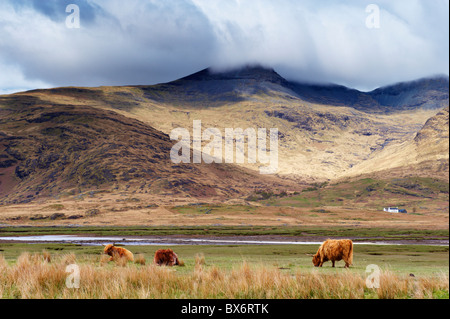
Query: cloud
[
  {"left": 0, "top": 0, "right": 448, "bottom": 93},
  {"left": 0, "top": 0, "right": 217, "bottom": 91},
  {"left": 193, "top": 0, "right": 449, "bottom": 90},
  {"left": 0, "top": 58, "right": 51, "bottom": 95}
]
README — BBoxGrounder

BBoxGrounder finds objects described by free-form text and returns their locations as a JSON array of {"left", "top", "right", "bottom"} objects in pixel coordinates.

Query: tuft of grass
[
  {"left": 99, "top": 254, "right": 110, "bottom": 266},
  {"left": 42, "top": 250, "right": 51, "bottom": 263},
  {"left": 134, "top": 254, "right": 146, "bottom": 266},
  {"left": 195, "top": 253, "right": 205, "bottom": 265}
]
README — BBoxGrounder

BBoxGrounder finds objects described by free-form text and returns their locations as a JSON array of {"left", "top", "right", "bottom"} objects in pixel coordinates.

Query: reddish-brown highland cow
[
  {"left": 312, "top": 239, "right": 353, "bottom": 268},
  {"left": 154, "top": 249, "right": 179, "bottom": 266},
  {"left": 103, "top": 244, "right": 134, "bottom": 262}
]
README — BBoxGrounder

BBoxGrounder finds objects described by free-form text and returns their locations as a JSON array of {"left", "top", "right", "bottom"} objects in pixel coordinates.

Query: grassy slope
[
  {"left": 0, "top": 175, "right": 447, "bottom": 228},
  {"left": 262, "top": 177, "right": 449, "bottom": 210}
]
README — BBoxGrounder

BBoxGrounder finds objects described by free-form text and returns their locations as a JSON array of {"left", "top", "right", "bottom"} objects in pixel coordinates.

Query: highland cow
[
  {"left": 103, "top": 244, "right": 134, "bottom": 262},
  {"left": 154, "top": 249, "right": 179, "bottom": 266},
  {"left": 312, "top": 239, "right": 353, "bottom": 268}
]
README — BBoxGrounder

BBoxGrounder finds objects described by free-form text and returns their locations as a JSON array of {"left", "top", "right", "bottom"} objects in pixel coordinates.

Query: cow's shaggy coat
[
  {"left": 103, "top": 244, "right": 134, "bottom": 262},
  {"left": 154, "top": 249, "right": 179, "bottom": 266},
  {"left": 312, "top": 239, "right": 353, "bottom": 268}
]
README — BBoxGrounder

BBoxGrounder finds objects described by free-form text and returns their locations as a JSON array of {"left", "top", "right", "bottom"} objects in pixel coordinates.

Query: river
[{"left": 0, "top": 235, "right": 447, "bottom": 246}]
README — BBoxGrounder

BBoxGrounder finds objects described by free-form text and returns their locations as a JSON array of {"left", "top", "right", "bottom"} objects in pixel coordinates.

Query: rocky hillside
[
  {"left": 0, "top": 97, "right": 297, "bottom": 204},
  {"left": 344, "top": 107, "right": 449, "bottom": 179},
  {"left": 415, "top": 107, "right": 449, "bottom": 144}
]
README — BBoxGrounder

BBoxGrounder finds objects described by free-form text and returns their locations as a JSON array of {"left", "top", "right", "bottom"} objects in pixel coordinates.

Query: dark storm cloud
[{"left": 0, "top": 0, "right": 448, "bottom": 94}]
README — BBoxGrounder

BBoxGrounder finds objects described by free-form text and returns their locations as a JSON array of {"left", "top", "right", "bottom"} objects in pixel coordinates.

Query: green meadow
[{"left": 1, "top": 242, "right": 448, "bottom": 277}]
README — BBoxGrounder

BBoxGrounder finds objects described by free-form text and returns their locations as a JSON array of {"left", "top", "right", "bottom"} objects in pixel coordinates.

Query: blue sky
[{"left": 0, "top": 0, "right": 448, "bottom": 94}]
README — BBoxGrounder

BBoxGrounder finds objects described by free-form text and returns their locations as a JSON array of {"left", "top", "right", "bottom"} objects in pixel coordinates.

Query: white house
[{"left": 383, "top": 207, "right": 407, "bottom": 213}]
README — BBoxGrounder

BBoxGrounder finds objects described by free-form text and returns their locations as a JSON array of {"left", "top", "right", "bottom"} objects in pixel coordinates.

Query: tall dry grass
[{"left": 0, "top": 252, "right": 447, "bottom": 299}]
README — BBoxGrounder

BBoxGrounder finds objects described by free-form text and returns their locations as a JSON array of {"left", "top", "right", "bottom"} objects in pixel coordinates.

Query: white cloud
[
  {"left": 0, "top": 0, "right": 448, "bottom": 93},
  {"left": 193, "top": 0, "right": 449, "bottom": 90},
  {"left": 0, "top": 59, "right": 52, "bottom": 95}
]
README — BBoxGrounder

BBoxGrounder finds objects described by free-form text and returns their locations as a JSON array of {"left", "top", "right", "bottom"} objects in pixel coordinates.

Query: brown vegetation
[{"left": 0, "top": 252, "right": 447, "bottom": 299}]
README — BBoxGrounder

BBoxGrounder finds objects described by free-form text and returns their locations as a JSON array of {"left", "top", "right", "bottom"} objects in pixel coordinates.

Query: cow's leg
[
  {"left": 344, "top": 257, "right": 350, "bottom": 268},
  {"left": 319, "top": 257, "right": 325, "bottom": 267},
  {"left": 331, "top": 260, "right": 335, "bottom": 268}
]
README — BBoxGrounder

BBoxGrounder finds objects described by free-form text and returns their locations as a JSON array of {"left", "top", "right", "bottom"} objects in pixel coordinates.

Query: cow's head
[
  {"left": 312, "top": 254, "right": 321, "bottom": 267},
  {"left": 103, "top": 244, "right": 114, "bottom": 255}
]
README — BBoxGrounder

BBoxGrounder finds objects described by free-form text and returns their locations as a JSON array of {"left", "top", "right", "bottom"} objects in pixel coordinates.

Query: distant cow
[
  {"left": 312, "top": 239, "right": 353, "bottom": 268},
  {"left": 103, "top": 244, "right": 134, "bottom": 262},
  {"left": 154, "top": 249, "right": 179, "bottom": 266}
]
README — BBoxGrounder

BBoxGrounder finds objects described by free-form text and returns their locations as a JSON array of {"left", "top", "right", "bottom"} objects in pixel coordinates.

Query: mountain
[
  {"left": 135, "top": 65, "right": 294, "bottom": 108},
  {"left": 369, "top": 76, "right": 449, "bottom": 111},
  {"left": 288, "top": 75, "right": 449, "bottom": 112},
  {"left": 20, "top": 66, "right": 448, "bottom": 113},
  {"left": 0, "top": 66, "right": 448, "bottom": 200},
  {"left": 135, "top": 66, "right": 449, "bottom": 112},
  {"left": 0, "top": 98, "right": 298, "bottom": 204}
]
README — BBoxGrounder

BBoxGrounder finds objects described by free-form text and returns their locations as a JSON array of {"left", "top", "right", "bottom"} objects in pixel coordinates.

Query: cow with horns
[
  {"left": 312, "top": 239, "right": 353, "bottom": 268},
  {"left": 103, "top": 244, "right": 134, "bottom": 262},
  {"left": 154, "top": 249, "right": 180, "bottom": 266}
]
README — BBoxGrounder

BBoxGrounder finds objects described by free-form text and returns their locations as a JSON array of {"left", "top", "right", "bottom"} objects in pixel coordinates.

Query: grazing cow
[
  {"left": 103, "top": 244, "right": 134, "bottom": 262},
  {"left": 154, "top": 249, "right": 179, "bottom": 266},
  {"left": 312, "top": 239, "right": 353, "bottom": 268}
]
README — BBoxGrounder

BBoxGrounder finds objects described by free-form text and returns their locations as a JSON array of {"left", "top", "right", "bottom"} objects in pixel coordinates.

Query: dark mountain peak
[
  {"left": 368, "top": 75, "right": 449, "bottom": 110},
  {"left": 179, "top": 65, "right": 287, "bottom": 85},
  {"left": 370, "top": 75, "right": 449, "bottom": 94},
  {"left": 137, "top": 65, "right": 293, "bottom": 108}
]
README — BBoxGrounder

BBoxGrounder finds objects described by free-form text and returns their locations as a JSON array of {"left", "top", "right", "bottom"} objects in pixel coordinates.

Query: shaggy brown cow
[
  {"left": 103, "top": 244, "right": 134, "bottom": 262},
  {"left": 312, "top": 239, "right": 353, "bottom": 268},
  {"left": 154, "top": 249, "right": 179, "bottom": 266}
]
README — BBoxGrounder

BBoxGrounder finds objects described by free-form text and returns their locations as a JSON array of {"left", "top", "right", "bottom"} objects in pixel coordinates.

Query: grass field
[{"left": 0, "top": 242, "right": 448, "bottom": 299}]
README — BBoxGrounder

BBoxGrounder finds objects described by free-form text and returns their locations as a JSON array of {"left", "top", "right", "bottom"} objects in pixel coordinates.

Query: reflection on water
[{"left": 0, "top": 235, "right": 446, "bottom": 246}]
